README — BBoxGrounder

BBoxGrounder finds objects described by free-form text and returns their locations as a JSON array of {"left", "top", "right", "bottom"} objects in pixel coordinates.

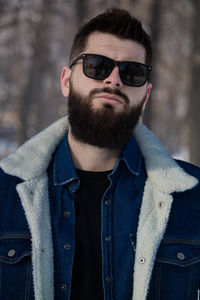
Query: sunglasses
[{"left": 70, "top": 53, "right": 152, "bottom": 87}]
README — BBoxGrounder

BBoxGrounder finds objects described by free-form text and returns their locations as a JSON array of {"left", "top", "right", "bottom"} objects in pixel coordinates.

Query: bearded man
[{"left": 0, "top": 8, "right": 200, "bottom": 300}]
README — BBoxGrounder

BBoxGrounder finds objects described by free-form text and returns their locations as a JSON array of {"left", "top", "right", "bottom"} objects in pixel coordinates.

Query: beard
[{"left": 68, "top": 84, "right": 145, "bottom": 150}]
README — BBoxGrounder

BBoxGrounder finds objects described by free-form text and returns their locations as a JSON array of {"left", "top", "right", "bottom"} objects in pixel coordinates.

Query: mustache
[{"left": 89, "top": 87, "right": 129, "bottom": 105}]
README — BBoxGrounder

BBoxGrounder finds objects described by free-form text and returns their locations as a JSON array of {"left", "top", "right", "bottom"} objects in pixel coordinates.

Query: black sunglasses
[{"left": 70, "top": 53, "right": 152, "bottom": 87}]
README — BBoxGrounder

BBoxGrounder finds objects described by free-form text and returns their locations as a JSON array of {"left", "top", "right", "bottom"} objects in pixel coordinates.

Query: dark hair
[{"left": 69, "top": 8, "right": 152, "bottom": 66}]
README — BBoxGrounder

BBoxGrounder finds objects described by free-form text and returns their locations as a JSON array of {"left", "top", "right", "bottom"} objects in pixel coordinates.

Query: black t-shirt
[{"left": 70, "top": 169, "right": 111, "bottom": 300}]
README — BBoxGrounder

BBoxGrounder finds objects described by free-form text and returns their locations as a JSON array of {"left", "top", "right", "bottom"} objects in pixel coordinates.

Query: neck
[{"left": 68, "top": 127, "right": 120, "bottom": 172}]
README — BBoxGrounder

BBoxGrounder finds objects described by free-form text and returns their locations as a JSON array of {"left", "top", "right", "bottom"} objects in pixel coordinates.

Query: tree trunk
[
  {"left": 188, "top": 0, "right": 200, "bottom": 166},
  {"left": 143, "top": 0, "right": 161, "bottom": 128},
  {"left": 17, "top": 0, "right": 54, "bottom": 144}
]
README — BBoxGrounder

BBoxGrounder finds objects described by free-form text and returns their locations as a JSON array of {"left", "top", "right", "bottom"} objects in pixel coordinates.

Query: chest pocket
[
  {"left": 0, "top": 234, "right": 34, "bottom": 300},
  {"left": 156, "top": 238, "right": 200, "bottom": 267},
  {"left": 148, "top": 238, "right": 200, "bottom": 300}
]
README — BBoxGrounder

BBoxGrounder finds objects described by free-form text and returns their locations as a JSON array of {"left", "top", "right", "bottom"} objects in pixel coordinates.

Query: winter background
[{"left": 0, "top": 0, "right": 200, "bottom": 166}]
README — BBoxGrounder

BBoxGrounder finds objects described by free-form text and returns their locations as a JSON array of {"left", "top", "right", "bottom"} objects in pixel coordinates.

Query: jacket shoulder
[
  {"left": 0, "top": 167, "right": 22, "bottom": 189},
  {"left": 0, "top": 169, "right": 30, "bottom": 235}
]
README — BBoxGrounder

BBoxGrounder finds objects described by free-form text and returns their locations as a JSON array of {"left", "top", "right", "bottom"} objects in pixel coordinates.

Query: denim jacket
[{"left": 0, "top": 116, "right": 199, "bottom": 300}]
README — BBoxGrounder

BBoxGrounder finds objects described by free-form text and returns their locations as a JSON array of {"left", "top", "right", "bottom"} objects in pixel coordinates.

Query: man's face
[{"left": 61, "top": 32, "right": 152, "bottom": 149}]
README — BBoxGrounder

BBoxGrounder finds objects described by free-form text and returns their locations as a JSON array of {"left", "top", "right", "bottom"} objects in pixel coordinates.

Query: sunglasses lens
[
  {"left": 80, "top": 54, "right": 150, "bottom": 87},
  {"left": 120, "top": 62, "right": 148, "bottom": 87},
  {"left": 84, "top": 55, "right": 114, "bottom": 80}
]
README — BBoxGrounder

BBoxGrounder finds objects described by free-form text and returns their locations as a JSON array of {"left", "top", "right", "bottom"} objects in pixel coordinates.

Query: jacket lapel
[
  {"left": 132, "top": 123, "right": 198, "bottom": 300},
  {"left": 0, "top": 116, "right": 69, "bottom": 181},
  {"left": 16, "top": 176, "right": 54, "bottom": 300},
  {"left": 0, "top": 116, "right": 69, "bottom": 300}
]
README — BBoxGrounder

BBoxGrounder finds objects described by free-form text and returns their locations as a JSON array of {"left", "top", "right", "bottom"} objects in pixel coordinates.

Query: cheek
[
  {"left": 72, "top": 70, "right": 98, "bottom": 96},
  {"left": 128, "top": 89, "right": 147, "bottom": 106}
]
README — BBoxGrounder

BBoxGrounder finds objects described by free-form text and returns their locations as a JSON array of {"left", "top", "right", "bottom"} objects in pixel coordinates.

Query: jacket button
[
  {"left": 61, "top": 284, "right": 67, "bottom": 291},
  {"left": 105, "top": 199, "right": 110, "bottom": 206},
  {"left": 139, "top": 257, "right": 146, "bottom": 264},
  {"left": 8, "top": 249, "right": 16, "bottom": 257},
  {"left": 105, "top": 236, "right": 111, "bottom": 242},
  {"left": 64, "top": 244, "right": 70, "bottom": 250},
  {"left": 159, "top": 201, "right": 164, "bottom": 208},
  {"left": 64, "top": 211, "right": 71, "bottom": 217},
  {"left": 106, "top": 276, "right": 112, "bottom": 282},
  {"left": 177, "top": 252, "right": 185, "bottom": 260}
]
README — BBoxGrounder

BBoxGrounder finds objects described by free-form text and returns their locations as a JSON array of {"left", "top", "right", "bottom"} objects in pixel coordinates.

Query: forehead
[{"left": 84, "top": 31, "right": 146, "bottom": 63}]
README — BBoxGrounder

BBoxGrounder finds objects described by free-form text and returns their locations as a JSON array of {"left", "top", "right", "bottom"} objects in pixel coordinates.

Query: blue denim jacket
[
  {"left": 47, "top": 132, "right": 146, "bottom": 299},
  {"left": 0, "top": 117, "right": 200, "bottom": 300}
]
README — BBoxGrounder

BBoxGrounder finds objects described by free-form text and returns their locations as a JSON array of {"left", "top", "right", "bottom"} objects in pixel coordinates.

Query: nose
[{"left": 103, "top": 66, "right": 123, "bottom": 88}]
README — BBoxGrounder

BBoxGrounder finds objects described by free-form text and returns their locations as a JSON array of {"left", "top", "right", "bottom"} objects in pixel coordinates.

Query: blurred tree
[
  {"left": 143, "top": 0, "right": 161, "bottom": 128},
  {"left": 75, "top": 0, "right": 89, "bottom": 26},
  {"left": 16, "top": 0, "right": 74, "bottom": 144},
  {"left": 17, "top": 0, "right": 54, "bottom": 144},
  {"left": 188, "top": 0, "right": 200, "bottom": 166},
  {"left": 144, "top": 0, "right": 194, "bottom": 160},
  {"left": 0, "top": 0, "right": 200, "bottom": 163}
]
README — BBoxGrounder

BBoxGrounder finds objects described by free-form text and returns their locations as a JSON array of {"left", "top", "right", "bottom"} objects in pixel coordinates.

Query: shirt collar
[
  {"left": 118, "top": 135, "right": 142, "bottom": 176},
  {"left": 53, "top": 132, "right": 142, "bottom": 186},
  {"left": 53, "top": 131, "right": 78, "bottom": 186}
]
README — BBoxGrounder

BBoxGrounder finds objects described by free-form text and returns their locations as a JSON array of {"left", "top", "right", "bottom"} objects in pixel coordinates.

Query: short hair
[{"left": 69, "top": 8, "right": 152, "bottom": 66}]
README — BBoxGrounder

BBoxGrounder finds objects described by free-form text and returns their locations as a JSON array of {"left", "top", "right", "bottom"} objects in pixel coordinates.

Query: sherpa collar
[
  {"left": 0, "top": 116, "right": 197, "bottom": 193},
  {"left": 134, "top": 123, "right": 198, "bottom": 193},
  {"left": 0, "top": 117, "right": 70, "bottom": 180}
]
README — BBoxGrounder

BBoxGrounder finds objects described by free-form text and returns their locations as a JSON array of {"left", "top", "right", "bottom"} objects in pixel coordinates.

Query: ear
[
  {"left": 61, "top": 66, "right": 71, "bottom": 98},
  {"left": 142, "top": 82, "right": 152, "bottom": 112}
]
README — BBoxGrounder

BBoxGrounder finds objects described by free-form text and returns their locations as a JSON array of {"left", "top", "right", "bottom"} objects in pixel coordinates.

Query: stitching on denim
[
  {"left": 156, "top": 256, "right": 200, "bottom": 267},
  {"left": 187, "top": 265, "right": 193, "bottom": 300},
  {"left": 0, "top": 262, "right": 1, "bottom": 295},
  {"left": 129, "top": 235, "right": 136, "bottom": 252},
  {"left": 191, "top": 265, "right": 199, "bottom": 300},
  {"left": 24, "top": 259, "right": 28, "bottom": 300},
  {"left": 0, "top": 251, "right": 31, "bottom": 263},
  {"left": 25, "top": 259, "right": 31, "bottom": 300},
  {"left": 161, "top": 238, "right": 200, "bottom": 246},
  {"left": 108, "top": 190, "right": 113, "bottom": 300},
  {"left": 0, "top": 234, "right": 31, "bottom": 241},
  {"left": 157, "top": 262, "right": 161, "bottom": 300}
]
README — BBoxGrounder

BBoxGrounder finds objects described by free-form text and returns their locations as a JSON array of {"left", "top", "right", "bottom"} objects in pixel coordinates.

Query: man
[{"left": 0, "top": 7, "right": 200, "bottom": 300}]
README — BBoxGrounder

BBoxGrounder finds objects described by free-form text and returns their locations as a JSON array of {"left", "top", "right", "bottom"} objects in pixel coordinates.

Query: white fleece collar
[
  {"left": 0, "top": 116, "right": 197, "bottom": 193},
  {"left": 134, "top": 122, "right": 198, "bottom": 193},
  {"left": 133, "top": 124, "right": 198, "bottom": 299},
  {"left": 0, "top": 117, "right": 69, "bottom": 180}
]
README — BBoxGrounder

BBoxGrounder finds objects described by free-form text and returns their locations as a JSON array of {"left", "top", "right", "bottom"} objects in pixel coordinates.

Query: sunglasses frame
[{"left": 70, "top": 53, "right": 152, "bottom": 87}]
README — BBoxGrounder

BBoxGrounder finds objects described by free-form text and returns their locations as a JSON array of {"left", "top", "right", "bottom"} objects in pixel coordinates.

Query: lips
[{"left": 95, "top": 94, "right": 123, "bottom": 104}]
